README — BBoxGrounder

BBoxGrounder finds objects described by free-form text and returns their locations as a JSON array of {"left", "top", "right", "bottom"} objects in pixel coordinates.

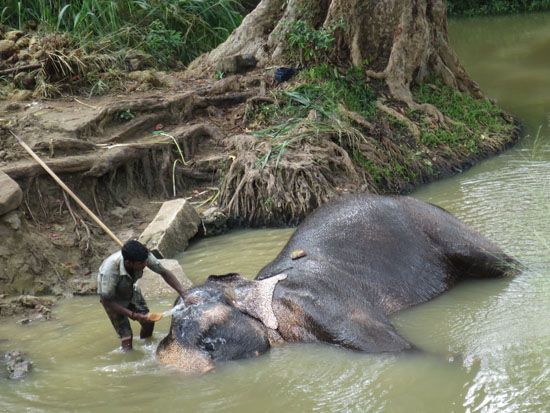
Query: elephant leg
[
  {"left": 420, "top": 206, "right": 521, "bottom": 278},
  {"left": 442, "top": 227, "right": 519, "bottom": 278},
  {"left": 278, "top": 296, "right": 412, "bottom": 353},
  {"left": 325, "top": 308, "right": 412, "bottom": 353}
]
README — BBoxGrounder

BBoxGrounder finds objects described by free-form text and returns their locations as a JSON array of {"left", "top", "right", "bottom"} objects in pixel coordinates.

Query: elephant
[{"left": 156, "top": 194, "right": 519, "bottom": 374}]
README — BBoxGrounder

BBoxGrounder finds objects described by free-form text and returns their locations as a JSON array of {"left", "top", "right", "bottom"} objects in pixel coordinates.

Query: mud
[
  {"left": 0, "top": 68, "right": 263, "bottom": 312},
  {"left": 0, "top": 58, "right": 519, "bottom": 317}
]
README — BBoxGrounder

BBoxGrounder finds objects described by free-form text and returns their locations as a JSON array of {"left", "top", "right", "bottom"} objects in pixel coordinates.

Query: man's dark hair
[{"left": 121, "top": 240, "right": 149, "bottom": 262}]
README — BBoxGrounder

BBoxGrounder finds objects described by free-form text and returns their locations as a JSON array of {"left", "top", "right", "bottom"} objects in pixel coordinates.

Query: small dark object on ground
[
  {"left": 4, "top": 350, "right": 32, "bottom": 380},
  {"left": 274, "top": 67, "right": 297, "bottom": 83}
]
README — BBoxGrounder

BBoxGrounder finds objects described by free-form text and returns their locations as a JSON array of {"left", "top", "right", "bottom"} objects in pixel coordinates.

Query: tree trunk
[{"left": 187, "top": 0, "right": 482, "bottom": 113}]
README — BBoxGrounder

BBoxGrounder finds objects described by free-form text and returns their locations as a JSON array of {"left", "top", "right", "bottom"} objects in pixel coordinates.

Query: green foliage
[
  {"left": 413, "top": 82, "right": 514, "bottom": 152},
  {"left": 255, "top": 64, "right": 376, "bottom": 127},
  {"left": 256, "top": 140, "right": 292, "bottom": 169},
  {"left": 118, "top": 109, "right": 135, "bottom": 121},
  {"left": 447, "top": 0, "right": 550, "bottom": 17},
  {"left": 249, "top": 65, "right": 377, "bottom": 170},
  {"left": 352, "top": 150, "right": 389, "bottom": 184},
  {"left": 0, "top": 0, "right": 244, "bottom": 66},
  {"left": 143, "top": 20, "right": 182, "bottom": 67},
  {"left": 284, "top": 20, "right": 342, "bottom": 66}
]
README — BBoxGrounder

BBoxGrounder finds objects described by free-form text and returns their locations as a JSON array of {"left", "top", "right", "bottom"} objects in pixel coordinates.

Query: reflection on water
[
  {"left": 2, "top": 13, "right": 550, "bottom": 413},
  {"left": 175, "top": 228, "right": 294, "bottom": 284}
]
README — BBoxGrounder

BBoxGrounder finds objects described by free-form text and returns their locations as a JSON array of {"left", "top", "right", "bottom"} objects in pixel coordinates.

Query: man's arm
[
  {"left": 158, "top": 266, "right": 188, "bottom": 297},
  {"left": 100, "top": 297, "right": 148, "bottom": 323},
  {"left": 146, "top": 253, "right": 189, "bottom": 298}
]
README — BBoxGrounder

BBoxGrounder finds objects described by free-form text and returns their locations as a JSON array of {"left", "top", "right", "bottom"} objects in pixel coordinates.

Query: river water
[{"left": 1, "top": 14, "right": 549, "bottom": 413}]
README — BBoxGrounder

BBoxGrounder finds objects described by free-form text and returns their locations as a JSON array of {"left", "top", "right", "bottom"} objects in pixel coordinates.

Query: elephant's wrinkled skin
[{"left": 157, "top": 194, "right": 518, "bottom": 373}]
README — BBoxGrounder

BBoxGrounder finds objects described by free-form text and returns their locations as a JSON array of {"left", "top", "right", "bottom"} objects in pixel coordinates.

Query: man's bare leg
[
  {"left": 140, "top": 322, "right": 154, "bottom": 339},
  {"left": 121, "top": 335, "right": 133, "bottom": 351}
]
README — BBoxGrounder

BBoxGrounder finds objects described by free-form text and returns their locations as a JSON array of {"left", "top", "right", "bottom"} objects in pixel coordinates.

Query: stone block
[
  {"left": 139, "top": 198, "right": 200, "bottom": 258},
  {"left": 0, "top": 171, "right": 23, "bottom": 216},
  {"left": 136, "top": 259, "right": 192, "bottom": 297}
]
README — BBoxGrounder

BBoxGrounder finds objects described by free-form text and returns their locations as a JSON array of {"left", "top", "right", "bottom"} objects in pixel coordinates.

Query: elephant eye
[{"left": 200, "top": 336, "right": 227, "bottom": 353}]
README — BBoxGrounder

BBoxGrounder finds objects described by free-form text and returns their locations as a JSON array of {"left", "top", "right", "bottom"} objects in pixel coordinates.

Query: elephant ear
[{"left": 232, "top": 273, "right": 287, "bottom": 330}]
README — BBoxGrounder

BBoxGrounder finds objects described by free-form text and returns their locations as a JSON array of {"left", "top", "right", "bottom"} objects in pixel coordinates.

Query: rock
[
  {"left": 124, "top": 50, "right": 153, "bottom": 71},
  {"left": 22, "top": 21, "right": 38, "bottom": 32},
  {"left": 21, "top": 73, "right": 36, "bottom": 90},
  {"left": 5, "top": 31, "right": 24, "bottom": 42},
  {"left": 0, "top": 40, "right": 15, "bottom": 58},
  {"left": 0, "top": 295, "right": 54, "bottom": 319},
  {"left": 9, "top": 90, "right": 32, "bottom": 101},
  {"left": 1, "top": 211, "right": 21, "bottom": 231},
  {"left": 4, "top": 103, "right": 21, "bottom": 112},
  {"left": 127, "top": 70, "right": 163, "bottom": 88},
  {"left": 4, "top": 350, "right": 32, "bottom": 380},
  {"left": 67, "top": 276, "right": 97, "bottom": 296},
  {"left": 19, "top": 295, "right": 54, "bottom": 309},
  {"left": 17, "top": 49, "right": 31, "bottom": 62},
  {"left": 201, "top": 206, "right": 229, "bottom": 236},
  {"left": 109, "top": 206, "right": 137, "bottom": 220},
  {"left": 137, "top": 259, "right": 192, "bottom": 297},
  {"left": 0, "top": 171, "right": 23, "bottom": 216},
  {"left": 215, "top": 54, "right": 257, "bottom": 75},
  {"left": 139, "top": 198, "right": 201, "bottom": 258},
  {"left": 15, "top": 36, "right": 29, "bottom": 49}
]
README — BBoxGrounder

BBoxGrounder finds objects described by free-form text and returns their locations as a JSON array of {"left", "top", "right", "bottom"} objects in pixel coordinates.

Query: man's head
[{"left": 121, "top": 240, "right": 148, "bottom": 272}]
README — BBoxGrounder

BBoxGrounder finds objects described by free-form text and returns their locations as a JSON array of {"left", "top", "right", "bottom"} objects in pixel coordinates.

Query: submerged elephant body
[{"left": 157, "top": 194, "right": 518, "bottom": 373}]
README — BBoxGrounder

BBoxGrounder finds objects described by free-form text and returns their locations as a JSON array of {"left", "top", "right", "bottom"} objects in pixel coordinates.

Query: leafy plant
[
  {"left": 284, "top": 20, "right": 343, "bottom": 66},
  {"left": 447, "top": 0, "right": 550, "bottom": 16},
  {"left": 0, "top": 0, "right": 245, "bottom": 67},
  {"left": 413, "top": 81, "right": 514, "bottom": 152},
  {"left": 143, "top": 20, "right": 182, "bottom": 67},
  {"left": 118, "top": 109, "right": 135, "bottom": 121}
]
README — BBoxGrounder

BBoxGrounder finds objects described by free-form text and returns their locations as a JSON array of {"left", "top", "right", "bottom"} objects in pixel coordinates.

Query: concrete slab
[
  {"left": 139, "top": 198, "right": 201, "bottom": 258},
  {"left": 0, "top": 171, "right": 23, "bottom": 216},
  {"left": 136, "top": 259, "right": 192, "bottom": 297}
]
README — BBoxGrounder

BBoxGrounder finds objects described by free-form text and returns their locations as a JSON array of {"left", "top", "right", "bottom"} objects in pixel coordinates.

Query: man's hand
[{"left": 131, "top": 312, "right": 150, "bottom": 324}]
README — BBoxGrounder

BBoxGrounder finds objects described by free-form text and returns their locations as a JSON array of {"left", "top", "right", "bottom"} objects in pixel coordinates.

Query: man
[{"left": 97, "top": 239, "right": 188, "bottom": 351}]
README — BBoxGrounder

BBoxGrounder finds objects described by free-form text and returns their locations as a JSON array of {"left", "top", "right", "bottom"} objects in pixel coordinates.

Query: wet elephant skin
[{"left": 157, "top": 194, "right": 519, "bottom": 372}]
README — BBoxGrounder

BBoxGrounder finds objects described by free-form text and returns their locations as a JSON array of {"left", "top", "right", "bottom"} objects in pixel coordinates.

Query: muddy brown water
[{"left": 1, "top": 14, "right": 550, "bottom": 412}]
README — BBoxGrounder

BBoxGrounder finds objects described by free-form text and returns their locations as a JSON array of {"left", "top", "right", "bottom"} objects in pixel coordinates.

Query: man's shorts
[{"left": 103, "top": 286, "right": 149, "bottom": 339}]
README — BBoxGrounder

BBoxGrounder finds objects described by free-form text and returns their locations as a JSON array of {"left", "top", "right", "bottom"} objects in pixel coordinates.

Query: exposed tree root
[
  {"left": 186, "top": 0, "right": 487, "bottom": 130},
  {"left": 375, "top": 100, "right": 420, "bottom": 139},
  {"left": 219, "top": 133, "right": 361, "bottom": 226},
  {"left": 2, "top": 123, "right": 222, "bottom": 179}
]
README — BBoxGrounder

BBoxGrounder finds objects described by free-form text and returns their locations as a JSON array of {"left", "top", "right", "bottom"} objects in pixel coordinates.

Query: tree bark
[{"left": 187, "top": 0, "right": 482, "bottom": 112}]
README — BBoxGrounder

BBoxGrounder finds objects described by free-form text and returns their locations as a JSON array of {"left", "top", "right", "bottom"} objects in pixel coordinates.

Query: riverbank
[
  {"left": 0, "top": 12, "right": 521, "bottom": 314},
  {"left": 0, "top": 64, "right": 521, "bottom": 311},
  {"left": 448, "top": 0, "right": 550, "bottom": 17}
]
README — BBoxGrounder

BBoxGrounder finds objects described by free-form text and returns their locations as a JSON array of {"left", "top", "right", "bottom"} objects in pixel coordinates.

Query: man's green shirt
[{"left": 97, "top": 251, "right": 162, "bottom": 305}]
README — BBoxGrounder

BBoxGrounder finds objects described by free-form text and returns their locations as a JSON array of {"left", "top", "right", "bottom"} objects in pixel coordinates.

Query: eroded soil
[{"left": 0, "top": 70, "right": 266, "bottom": 313}]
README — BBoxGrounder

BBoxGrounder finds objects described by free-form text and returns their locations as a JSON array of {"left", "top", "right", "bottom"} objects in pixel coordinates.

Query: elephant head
[{"left": 156, "top": 272, "right": 287, "bottom": 374}]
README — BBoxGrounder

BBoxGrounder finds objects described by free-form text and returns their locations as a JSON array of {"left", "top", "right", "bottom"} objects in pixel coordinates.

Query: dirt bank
[{"left": 0, "top": 60, "right": 521, "bottom": 314}]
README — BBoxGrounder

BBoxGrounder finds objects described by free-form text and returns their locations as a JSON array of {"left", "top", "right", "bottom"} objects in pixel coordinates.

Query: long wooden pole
[{"left": 9, "top": 130, "right": 123, "bottom": 247}]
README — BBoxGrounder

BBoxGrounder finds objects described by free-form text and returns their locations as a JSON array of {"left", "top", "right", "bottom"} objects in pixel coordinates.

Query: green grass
[
  {"left": 413, "top": 82, "right": 514, "bottom": 153},
  {"left": 0, "top": 0, "right": 244, "bottom": 66},
  {"left": 248, "top": 67, "right": 516, "bottom": 191},
  {"left": 448, "top": 0, "right": 550, "bottom": 17},
  {"left": 251, "top": 64, "right": 377, "bottom": 135},
  {"left": 298, "top": 64, "right": 377, "bottom": 117}
]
